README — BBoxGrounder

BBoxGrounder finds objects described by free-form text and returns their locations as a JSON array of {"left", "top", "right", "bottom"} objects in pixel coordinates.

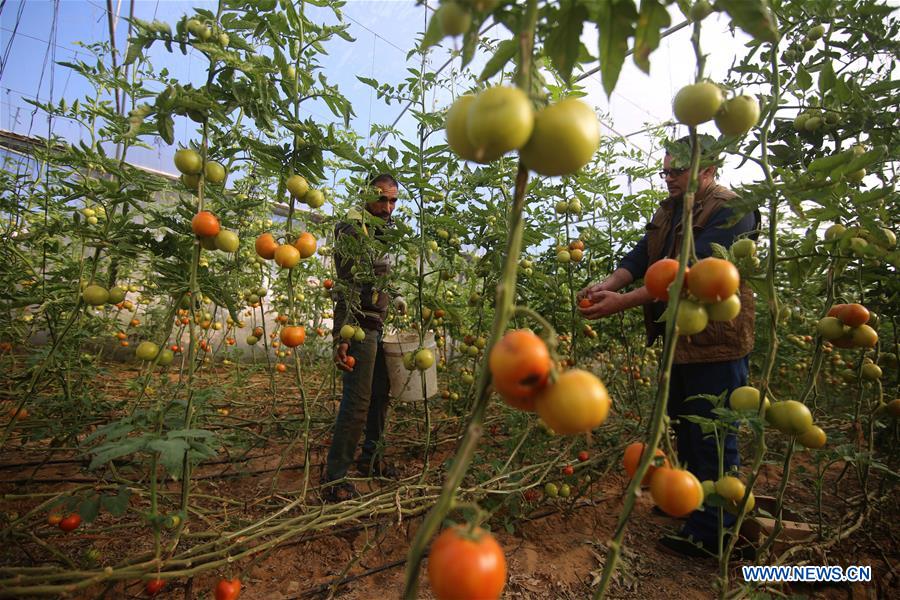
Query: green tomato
[
  {"left": 673, "top": 82, "right": 723, "bottom": 126},
  {"left": 714, "top": 95, "right": 760, "bottom": 136},
  {"left": 82, "top": 284, "right": 109, "bottom": 306},
  {"left": 519, "top": 99, "right": 600, "bottom": 177},
  {"left": 135, "top": 341, "right": 160, "bottom": 361},
  {"left": 214, "top": 230, "right": 240, "bottom": 253},
  {"left": 204, "top": 161, "right": 226, "bottom": 184},
  {"left": 174, "top": 149, "right": 202, "bottom": 175}
]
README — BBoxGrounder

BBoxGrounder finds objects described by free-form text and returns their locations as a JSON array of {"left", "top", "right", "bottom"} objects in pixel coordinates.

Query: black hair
[{"left": 368, "top": 173, "right": 398, "bottom": 188}]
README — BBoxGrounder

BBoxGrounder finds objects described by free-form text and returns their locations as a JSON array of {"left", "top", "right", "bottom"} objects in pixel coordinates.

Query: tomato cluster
[
  {"left": 672, "top": 82, "right": 759, "bottom": 136},
  {"left": 645, "top": 256, "right": 743, "bottom": 336},
  {"left": 446, "top": 87, "right": 601, "bottom": 177},
  {"left": 728, "top": 387, "right": 826, "bottom": 449},
  {"left": 817, "top": 303, "right": 878, "bottom": 349},
  {"left": 488, "top": 329, "right": 610, "bottom": 434}
]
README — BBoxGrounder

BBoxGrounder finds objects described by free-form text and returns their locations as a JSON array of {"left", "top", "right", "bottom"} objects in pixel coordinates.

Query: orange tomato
[
  {"left": 273, "top": 244, "right": 301, "bottom": 268},
  {"left": 293, "top": 232, "right": 317, "bottom": 258},
  {"left": 686, "top": 257, "right": 740, "bottom": 303},
  {"left": 191, "top": 211, "right": 221, "bottom": 237},
  {"left": 488, "top": 330, "right": 552, "bottom": 411},
  {"left": 280, "top": 326, "right": 306, "bottom": 347},
  {"left": 275, "top": 363, "right": 287, "bottom": 373},
  {"left": 427, "top": 525, "right": 507, "bottom": 600},
  {"left": 578, "top": 298, "right": 592, "bottom": 308},
  {"left": 649, "top": 467, "right": 704, "bottom": 517},
  {"left": 323, "top": 279, "right": 334, "bottom": 290},
  {"left": 255, "top": 232, "right": 278, "bottom": 259},
  {"left": 535, "top": 369, "right": 610, "bottom": 434},
  {"left": 622, "top": 442, "right": 669, "bottom": 486},
  {"left": 645, "top": 258, "right": 685, "bottom": 301}
]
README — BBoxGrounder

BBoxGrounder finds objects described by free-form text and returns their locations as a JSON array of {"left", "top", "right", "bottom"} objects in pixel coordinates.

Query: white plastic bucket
[{"left": 382, "top": 330, "right": 438, "bottom": 401}]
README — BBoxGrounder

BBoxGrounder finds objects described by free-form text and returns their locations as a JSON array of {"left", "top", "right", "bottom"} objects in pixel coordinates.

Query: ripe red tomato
[
  {"left": 686, "top": 257, "right": 740, "bottom": 303},
  {"left": 58, "top": 513, "right": 82, "bottom": 532},
  {"left": 622, "top": 442, "right": 669, "bottom": 486},
  {"left": 578, "top": 298, "right": 592, "bottom": 308},
  {"left": 836, "top": 303, "right": 869, "bottom": 327},
  {"left": 562, "top": 465, "right": 574, "bottom": 476},
  {"left": 214, "top": 578, "right": 241, "bottom": 600},
  {"left": 279, "top": 326, "right": 306, "bottom": 347},
  {"left": 323, "top": 279, "right": 334, "bottom": 289},
  {"left": 577, "top": 450, "right": 589, "bottom": 462},
  {"left": 344, "top": 356, "right": 356, "bottom": 369},
  {"left": 145, "top": 579, "right": 166, "bottom": 596},
  {"left": 488, "top": 330, "right": 552, "bottom": 411},
  {"left": 191, "top": 211, "right": 221, "bottom": 238},
  {"left": 645, "top": 258, "right": 685, "bottom": 301},
  {"left": 427, "top": 525, "right": 507, "bottom": 600},
  {"left": 649, "top": 467, "right": 703, "bottom": 517}
]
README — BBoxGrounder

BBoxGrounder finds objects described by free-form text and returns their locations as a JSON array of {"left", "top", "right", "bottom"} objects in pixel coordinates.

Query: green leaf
[
  {"left": 819, "top": 60, "right": 835, "bottom": 93},
  {"left": 157, "top": 113, "right": 174, "bottom": 145},
  {"left": 167, "top": 428, "right": 216, "bottom": 439},
  {"left": 420, "top": 11, "right": 445, "bottom": 52},
  {"left": 89, "top": 436, "right": 147, "bottom": 469},
  {"left": 460, "top": 27, "right": 479, "bottom": 69},
  {"left": 149, "top": 438, "right": 190, "bottom": 476},
  {"left": 100, "top": 486, "right": 132, "bottom": 516},
  {"left": 545, "top": 0, "right": 589, "bottom": 84},
  {"left": 832, "top": 76, "right": 850, "bottom": 103},
  {"left": 479, "top": 39, "right": 518, "bottom": 83},
  {"left": 717, "top": 0, "right": 779, "bottom": 43},
  {"left": 78, "top": 495, "right": 101, "bottom": 523},
  {"left": 595, "top": 0, "right": 638, "bottom": 96},
  {"left": 633, "top": 0, "right": 671, "bottom": 74},
  {"left": 124, "top": 40, "right": 144, "bottom": 66},
  {"left": 796, "top": 66, "right": 812, "bottom": 91}
]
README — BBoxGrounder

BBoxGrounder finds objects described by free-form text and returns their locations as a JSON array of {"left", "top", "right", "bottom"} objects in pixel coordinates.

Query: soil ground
[{"left": 1, "top": 361, "right": 897, "bottom": 599}]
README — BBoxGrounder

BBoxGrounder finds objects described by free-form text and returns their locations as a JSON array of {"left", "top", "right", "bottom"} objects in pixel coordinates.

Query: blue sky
[{"left": 1, "top": 1, "right": 758, "bottom": 188}]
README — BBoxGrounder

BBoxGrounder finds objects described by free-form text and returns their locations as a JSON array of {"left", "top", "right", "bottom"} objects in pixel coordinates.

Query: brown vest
[{"left": 643, "top": 184, "right": 756, "bottom": 364}]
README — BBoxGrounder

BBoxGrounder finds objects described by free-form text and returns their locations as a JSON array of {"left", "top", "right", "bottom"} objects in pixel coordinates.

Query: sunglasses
[{"left": 658, "top": 168, "right": 689, "bottom": 179}]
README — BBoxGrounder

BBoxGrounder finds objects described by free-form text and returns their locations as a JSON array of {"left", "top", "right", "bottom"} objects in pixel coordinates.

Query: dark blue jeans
[
  {"left": 668, "top": 356, "right": 749, "bottom": 545},
  {"left": 324, "top": 329, "right": 391, "bottom": 481}
]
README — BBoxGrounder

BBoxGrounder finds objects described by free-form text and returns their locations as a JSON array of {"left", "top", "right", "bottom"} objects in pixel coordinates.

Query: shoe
[
  {"left": 322, "top": 481, "right": 359, "bottom": 503},
  {"left": 658, "top": 533, "right": 757, "bottom": 561},
  {"left": 356, "top": 459, "right": 398, "bottom": 479},
  {"left": 658, "top": 533, "right": 717, "bottom": 558}
]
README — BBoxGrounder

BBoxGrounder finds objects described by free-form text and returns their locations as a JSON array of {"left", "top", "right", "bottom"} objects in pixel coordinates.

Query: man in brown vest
[
  {"left": 578, "top": 136, "right": 760, "bottom": 558},
  {"left": 323, "top": 174, "right": 408, "bottom": 502}
]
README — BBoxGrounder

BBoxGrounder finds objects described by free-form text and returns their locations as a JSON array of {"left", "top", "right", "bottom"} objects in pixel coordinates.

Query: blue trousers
[
  {"left": 667, "top": 356, "right": 749, "bottom": 545},
  {"left": 324, "top": 330, "right": 390, "bottom": 481}
]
